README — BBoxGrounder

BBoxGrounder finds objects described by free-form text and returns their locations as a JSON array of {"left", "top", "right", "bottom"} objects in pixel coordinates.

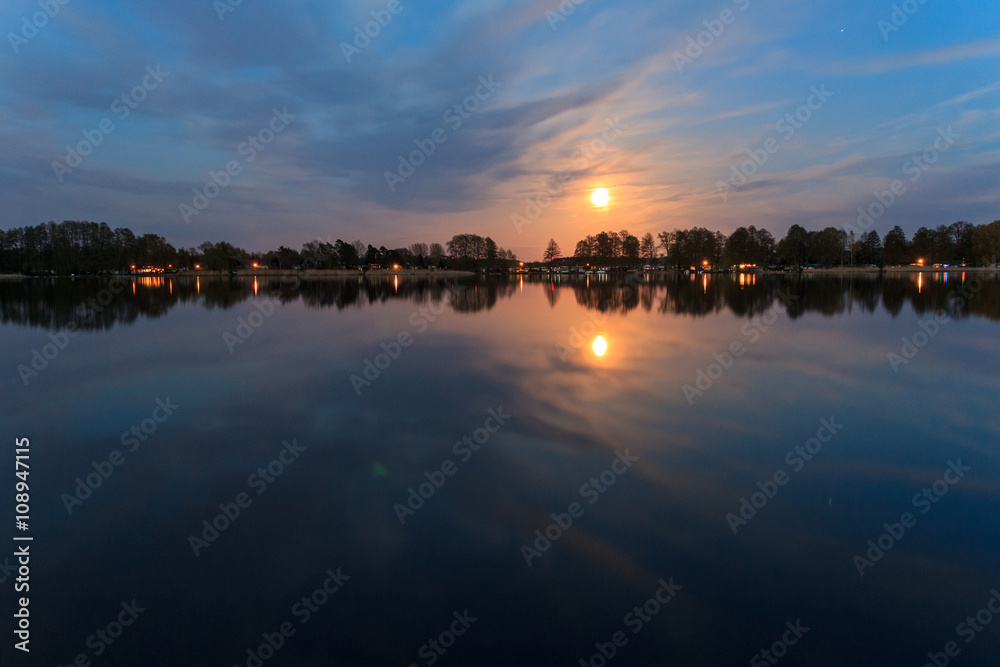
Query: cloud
[{"left": 826, "top": 38, "right": 1000, "bottom": 75}]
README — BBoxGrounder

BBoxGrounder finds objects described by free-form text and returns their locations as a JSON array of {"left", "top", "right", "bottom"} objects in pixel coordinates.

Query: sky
[{"left": 2, "top": 0, "right": 999, "bottom": 260}]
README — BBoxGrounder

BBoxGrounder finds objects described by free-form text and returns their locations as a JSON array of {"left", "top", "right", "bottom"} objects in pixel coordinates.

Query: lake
[{"left": 2, "top": 271, "right": 998, "bottom": 666}]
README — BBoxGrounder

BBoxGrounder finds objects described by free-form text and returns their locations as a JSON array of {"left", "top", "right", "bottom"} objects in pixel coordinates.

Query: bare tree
[{"left": 543, "top": 238, "right": 561, "bottom": 264}]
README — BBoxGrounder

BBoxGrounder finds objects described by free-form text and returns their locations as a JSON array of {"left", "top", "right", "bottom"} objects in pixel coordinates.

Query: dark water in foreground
[{"left": 1, "top": 272, "right": 998, "bottom": 666}]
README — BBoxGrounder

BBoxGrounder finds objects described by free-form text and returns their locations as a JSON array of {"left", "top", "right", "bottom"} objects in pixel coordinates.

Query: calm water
[{"left": 1, "top": 272, "right": 998, "bottom": 666}]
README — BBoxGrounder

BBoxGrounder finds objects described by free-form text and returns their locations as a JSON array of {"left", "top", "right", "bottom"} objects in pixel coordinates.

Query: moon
[
  {"left": 592, "top": 336, "right": 608, "bottom": 357},
  {"left": 591, "top": 188, "right": 610, "bottom": 207}
]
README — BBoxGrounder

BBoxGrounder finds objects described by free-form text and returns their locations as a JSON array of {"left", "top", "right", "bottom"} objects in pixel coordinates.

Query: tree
[
  {"left": 777, "top": 224, "right": 808, "bottom": 268},
  {"left": 275, "top": 245, "right": 301, "bottom": 269},
  {"left": 610, "top": 231, "right": 623, "bottom": 264},
  {"left": 883, "top": 226, "right": 908, "bottom": 266},
  {"left": 910, "top": 227, "right": 937, "bottom": 264},
  {"left": 949, "top": 222, "right": 974, "bottom": 264},
  {"left": 972, "top": 220, "right": 1000, "bottom": 266},
  {"left": 136, "top": 234, "right": 178, "bottom": 267},
  {"left": 429, "top": 243, "right": 444, "bottom": 266},
  {"left": 594, "top": 232, "right": 613, "bottom": 264},
  {"left": 543, "top": 238, "right": 561, "bottom": 264},
  {"left": 446, "top": 233, "right": 486, "bottom": 260},
  {"left": 335, "top": 239, "right": 360, "bottom": 268},
  {"left": 640, "top": 233, "right": 655, "bottom": 262},
  {"left": 485, "top": 237, "right": 498, "bottom": 266},
  {"left": 409, "top": 242, "right": 428, "bottom": 259},
  {"left": 860, "top": 230, "right": 882, "bottom": 266},
  {"left": 622, "top": 233, "right": 640, "bottom": 265},
  {"left": 198, "top": 241, "right": 242, "bottom": 270},
  {"left": 934, "top": 224, "right": 954, "bottom": 264},
  {"left": 807, "top": 228, "right": 845, "bottom": 267}
]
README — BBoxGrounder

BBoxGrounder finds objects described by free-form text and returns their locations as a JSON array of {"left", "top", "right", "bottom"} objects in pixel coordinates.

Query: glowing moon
[
  {"left": 591, "top": 188, "right": 610, "bottom": 207},
  {"left": 592, "top": 336, "right": 608, "bottom": 357}
]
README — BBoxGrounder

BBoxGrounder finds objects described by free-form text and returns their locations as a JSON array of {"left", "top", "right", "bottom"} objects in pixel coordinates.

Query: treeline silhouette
[
  {"left": 2, "top": 273, "right": 997, "bottom": 332},
  {"left": 565, "top": 221, "right": 1000, "bottom": 268},
  {"left": 0, "top": 220, "right": 522, "bottom": 275}
]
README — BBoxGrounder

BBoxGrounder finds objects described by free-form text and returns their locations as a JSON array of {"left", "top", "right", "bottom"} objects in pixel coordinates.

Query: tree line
[
  {"left": 0, "top": 221, "right": 520, "bottom": 274},
  {"left": 556, "top": 220, "right": 1000, "bottom": 268},
  {"left": 4, "top": 218, "right": 998, "bottom": 275}
]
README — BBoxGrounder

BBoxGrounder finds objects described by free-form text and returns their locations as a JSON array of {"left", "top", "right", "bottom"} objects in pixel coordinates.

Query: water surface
[{"left": 1, "top": 272, "right": 998, "bottom": 666}]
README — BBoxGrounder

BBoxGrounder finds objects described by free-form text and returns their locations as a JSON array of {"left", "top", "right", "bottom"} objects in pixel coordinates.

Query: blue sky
[{"left": 2, "top": 0, "right": 998, "bottom": 259}]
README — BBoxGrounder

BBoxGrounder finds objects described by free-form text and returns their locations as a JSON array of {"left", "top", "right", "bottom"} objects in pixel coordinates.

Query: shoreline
[
  {"left": 0, "top": 269, "right": 477, "bottom": 279},
  {"left": 230, "top": 269, "right": 476, "bottom": 278},
  {"left": 781, "top": 266, "right": 997, "bottom": 274},
  {"left": 2, "top": 267, "right": 996, "bottom": 280}
]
